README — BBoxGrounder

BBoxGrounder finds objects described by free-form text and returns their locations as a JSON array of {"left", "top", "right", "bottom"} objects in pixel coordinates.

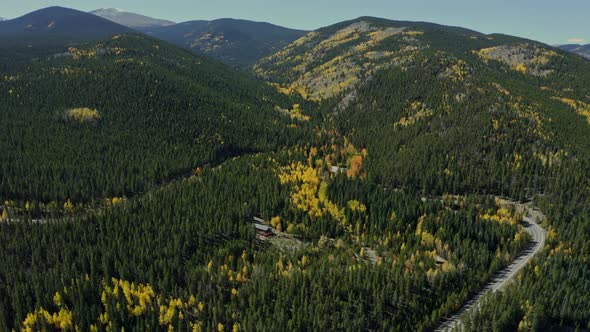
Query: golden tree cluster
[{"left": 65, "top": 108, "right": 101, "bottom": 124}]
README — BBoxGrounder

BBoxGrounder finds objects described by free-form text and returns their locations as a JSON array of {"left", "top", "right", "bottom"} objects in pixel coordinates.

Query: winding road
[
  {"left": 3, "top": 178, "right": 547, "bottom": 332},
  {"left": 435, "top": 206, "right": 546, "bottom": 332}
]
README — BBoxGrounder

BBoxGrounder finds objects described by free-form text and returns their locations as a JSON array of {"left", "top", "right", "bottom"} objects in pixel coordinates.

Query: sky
[{"left": 0, "top": 0, "right": 588, "bottom": 45}]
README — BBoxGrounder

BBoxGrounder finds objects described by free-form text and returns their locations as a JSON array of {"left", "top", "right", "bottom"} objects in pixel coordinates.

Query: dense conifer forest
[
  {"left": 0, "top": 34, "right": 309, "bottom": 203},
  {"left": 1, "top": 12, "right": 590, "bottom": 332}
]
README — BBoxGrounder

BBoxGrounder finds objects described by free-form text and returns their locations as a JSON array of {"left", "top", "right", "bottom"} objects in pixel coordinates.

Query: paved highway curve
[{"left": 435, "top": 206, "right": 546, "bottom": 332}]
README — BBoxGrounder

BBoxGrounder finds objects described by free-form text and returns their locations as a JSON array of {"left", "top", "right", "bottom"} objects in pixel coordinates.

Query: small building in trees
[
  {"left": 254, "top": 223, "right": 274, "bottom": 237},
  {"left": 330, "top": 166, "right": 347, "bottom": 175}
]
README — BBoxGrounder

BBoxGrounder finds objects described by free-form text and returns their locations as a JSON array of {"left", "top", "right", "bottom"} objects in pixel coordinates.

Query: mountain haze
[
  {"left": 90, "top": 8, "right": 176, "bottom": 29},
  {"left": 0, "top": 6, "right": 131, "bottom": 41},
  {"left": 141, "top": 18, "right": 307, "bottom": 67},
  {"left": 0, "top": 33, "right": 302, "bottom": 201},
  {"left": 559, "top": 43, "right": 590, "bottom": 59}
]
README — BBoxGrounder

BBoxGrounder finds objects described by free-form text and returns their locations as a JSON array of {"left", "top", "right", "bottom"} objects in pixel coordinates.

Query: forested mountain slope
[
  {"left": 0, "top": 7, "right": 131, "bottom": 40},
  {"left": 1, "top": 14, "right": 590, "bottom": 332},
  {"left": 256, "top": 16, "right": 590, "bottom": 198},
  {"left": 255, "top": 16, "right": 590, "bottom": 330},
  {"left": 140, "top": 19, "right": 307, "bottom": 68},
  {"left": 0, "top": 7, "right": 133, "bottom": 61},
  {"left": 0, "top": 33, "right": 308, "bottom": 204},
  {"left": 559, "top": 43, "right": 590, "bottom": 59}
]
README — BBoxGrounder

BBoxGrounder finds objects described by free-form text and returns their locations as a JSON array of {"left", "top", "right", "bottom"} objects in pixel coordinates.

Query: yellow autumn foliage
[
  {"left": 63, "top": 199, "right": 75, "bottom": 211},
  {"left": 108, "top": 278, "right": 156, "bottom": 317},
  {"left": 421, "top": 231, "right": 436, "bottom": 248},
  {"left": 53, "top": 292, "right": 63, "bottom": 306},
  {"left": 23, "top": 307, "right": 75, "bottom": 332},
  {"left": 515, "top": 63, "right": 528, "bottom": 73},
  {"left": 347, "top": 200, "right": 367, "bottom": 213},
  {"left": 289, "top": 104, "right": 311, "bottom": 121},
  {"left": 449, "top": 60, "right": 469, "bottom": 81},
  {"left": 475, "top": 44, "right": 559, "bottom": 76},
  {"left": 278, "top": 160, "right": 347, "bottom": 227},
  {"left": 256, "top": 22, "right": 424, "bottom": 101},
  {"left": 555, "top": 97, "right": 590, "bottom": 124},
  {"left": 347, "top": 155, "right": 364, "bottom": 178},
  {"left": 480, "top": 207, "right": 520, "bottom": 225},
  {"left": 23, "top": 277, "right": 213, "bottom": 330},
  {"left": 66, "top": 107, "right": 101, "bottom": 123},
  {"left": 394, "top": 102, "right": 433, "bottom": 128}
]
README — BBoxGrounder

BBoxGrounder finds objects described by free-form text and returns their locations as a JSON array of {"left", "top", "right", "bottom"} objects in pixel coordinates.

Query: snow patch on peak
[{"left": 92, "top": 8, "right": 127, "bottom": 15}]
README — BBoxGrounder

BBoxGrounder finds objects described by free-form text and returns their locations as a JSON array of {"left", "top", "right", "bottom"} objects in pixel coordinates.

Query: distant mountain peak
[
  {"left": 97, "top": 8, "right": 124, "bottom": 12},
  {"left": 139, "top": 19, "right": 307, "bottom": 68},
  {"left": 0, "top": 6, "right": 131, "bottom": 41},
  {"left": 90, "top": 8, "right": 175, "bottom": 29},
  {"left": 92, "top": 8, "right": 126, "bottom": 15},
  {"left": 559, "top": 43, "right": 590, "bottom": 59}
]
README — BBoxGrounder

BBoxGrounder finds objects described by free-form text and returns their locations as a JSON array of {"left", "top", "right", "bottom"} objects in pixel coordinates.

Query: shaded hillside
[
  {"left": 141, "top": 18, "right": 307, "bottom": 68},
  {"left": 90, "top": 8, "right": 175, "bottom": 29},
  {"left": 0, "top": 6, "right": 133, "bottom": 61},
  {"left": 0, "top": 33, "right": 309, "bottom": 202},
  {"left": 560, "top": 43, "right": 590, "bottom": 59},
  {"left": 0, "top": 6, "right": 131, "bottom": 40}
]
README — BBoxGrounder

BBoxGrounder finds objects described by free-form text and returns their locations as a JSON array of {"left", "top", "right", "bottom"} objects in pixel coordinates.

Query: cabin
[
  {"left": 330, "top": 166, "right": 347, "bottom": 175},
  {"left": 254, "top": 223, "right": 274, "bottom": 237}
]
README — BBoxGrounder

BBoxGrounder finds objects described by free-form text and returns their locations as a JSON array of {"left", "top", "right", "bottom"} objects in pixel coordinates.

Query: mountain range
[
  {"left": 139, "top": 19, "right": 307, "bottom": 67},
  {"left": 0, "top": 6, "right": 131, "bottom": 42},
  {"left": 90, "top": 8, "right": 175, "bottom": 29},
  {"left": 2, "top": 7, "right": 587, "bottom": 66},
  {"left": 559, "top": 43, "right": 590, "bottom": 59},
  {"left": 1, "top": 5, "right": 590, "bottom": 332},
  {"left": 88, "top": 8, "right": 307, "bottom": 67},
  {"left": 90, "top": 8, "right": 590, "bottom": 66}
]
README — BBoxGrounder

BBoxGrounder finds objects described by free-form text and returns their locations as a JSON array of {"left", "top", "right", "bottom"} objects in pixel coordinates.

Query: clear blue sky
[{"left": 1, "top": 0, "right": 588, "bottom": 45}]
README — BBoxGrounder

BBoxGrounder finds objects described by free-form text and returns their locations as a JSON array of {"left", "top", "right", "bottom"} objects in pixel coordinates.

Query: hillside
[
  {"left": 255, "top": 17, "right": 562, "bottom": 101},
  {"left": 1, "top": 13, "right": 590, "bottom": 332},
  {"left": 0, "top": 7, "right": 135, "bottom": 63},
  {"left": 560, "top": 43, "right": 590, "bottom": 59},
  {"left": 90, "top": 8, "right": 176, "bottom": 29},
  {"left": 257, "top": 16, "right": 590, "bottom": 237},
  {"left": 0, "top": 6, "right": 131, "bottom": 40},
  {"left": 140, "top": 18, "right": 307, "bottom": 67},
  {"left": 0, "top": 33, "right": 307, "bottom": 204},
  {"left": 256, "top": 16, "right": 590, "bottom": 330}
]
